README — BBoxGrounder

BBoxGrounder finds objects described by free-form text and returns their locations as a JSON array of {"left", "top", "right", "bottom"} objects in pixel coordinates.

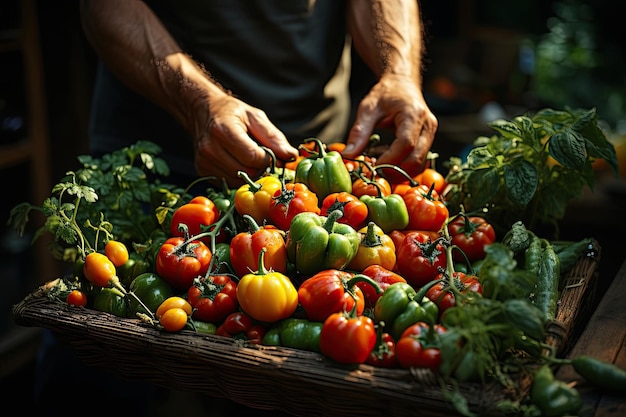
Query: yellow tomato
[
  {"left": 156, "top": 296, "right": 193, "bottom": 319},
  {"left": 159, "top": 307, "right": 189, "bottom": 332}
]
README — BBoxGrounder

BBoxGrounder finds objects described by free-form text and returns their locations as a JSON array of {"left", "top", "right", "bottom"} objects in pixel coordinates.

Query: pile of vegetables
[{"left": 9, "top": 108, "right": 625, "bottom": 416}]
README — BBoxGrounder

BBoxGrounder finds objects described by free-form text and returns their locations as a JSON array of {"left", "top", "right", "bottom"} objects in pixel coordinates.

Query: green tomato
[
  {"left": 117, "top": 252, "right": 151, "bottom": 287},
  {"left": 93, "top": 287, "right": 128, "bottom": 318},
  {"left": 127, "top": 272, "right": 176, "bottom": 318}
]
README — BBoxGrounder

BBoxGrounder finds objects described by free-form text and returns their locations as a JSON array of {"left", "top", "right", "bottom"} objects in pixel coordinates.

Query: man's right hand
[{"left": 193, "top": 93, "right": 299, "bottom": 187}]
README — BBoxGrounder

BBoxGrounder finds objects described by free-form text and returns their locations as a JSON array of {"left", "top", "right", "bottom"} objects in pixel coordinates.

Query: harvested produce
[{"left": 7, "top": 111, "right": 621, "bottom": 417}]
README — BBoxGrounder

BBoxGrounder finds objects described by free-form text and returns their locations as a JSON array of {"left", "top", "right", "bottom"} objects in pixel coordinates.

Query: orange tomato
[
  {"left": 352, "top": 176, "right": 392, "bottom": 198},
  {"left": 83, "top": 252, "right": 118, "bottom": 287},
  {"left": 327, "top": 142, "right": 346, "bottom": 153},
  {"left": 105, "top": 240, "right": 129, "bottom": 267},
  {"left": 414, "top": 168, "right": 447, "bottom": 195}
]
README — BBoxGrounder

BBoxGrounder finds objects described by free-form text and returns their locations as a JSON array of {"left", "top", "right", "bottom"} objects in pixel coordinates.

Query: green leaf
[
  {"left": 570, "top": 107, "right": 596, "bottom": 131},
  {"left": 467, "top": 168, "right": 500, "bottom": 209},
  {"left": 549, "top": 129, "right": 586, "bottom": 171},
  {"left": 488, "top": 118, "right": 523, "bottom": 140},
  {"left": 580, "top": 122, "right": 619, "bottom": 175},
  {"left": 152, "top": 157, "right": 171, "bottom": 177},
  {"left": 503, "top": 160, "right": 537, "bottom": 207},
  {"left": 466, "top": 146, "right": 498, "bottom": 168}
]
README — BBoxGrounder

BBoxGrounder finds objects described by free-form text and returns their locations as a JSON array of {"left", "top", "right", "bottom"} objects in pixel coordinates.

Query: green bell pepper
[
  {"left": 294, "top": 137, "right": 352, "bottom": 200},
  {"left": 262, "top": 318, "right": 323, "bottom": 352},
  {"left": 126, "top": 272, "right": 176, "bottom": 318},
  {"left": 93, "top": 287, "right": 128, "bottom": 318},
  {"left": 360, "top": 193, "right": 409, "bottom": 233},
  {"left": 286, "top": 210, "right": 360, "bottom": 275},
  {"left": 373, "top": 281, "right": 439, "bottom": 340}
]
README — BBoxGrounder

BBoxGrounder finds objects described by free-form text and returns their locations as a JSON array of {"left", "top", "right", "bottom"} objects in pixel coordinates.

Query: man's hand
[
  {"left": 193, "top": 94, "right": 299, "bottom": 187},
  {"left": 343, "top": 74, "right": 438, "bottom": 179}
]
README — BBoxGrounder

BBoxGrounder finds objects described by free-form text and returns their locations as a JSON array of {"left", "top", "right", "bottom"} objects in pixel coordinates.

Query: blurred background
[{"left": 1, "top": 0, "right": 625, "bottom": 410}]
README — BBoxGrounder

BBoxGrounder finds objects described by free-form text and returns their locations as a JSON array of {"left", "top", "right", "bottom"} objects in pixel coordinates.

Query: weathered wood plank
[{"left": 556, "top": 259, "right": 626, "bottom": 417}]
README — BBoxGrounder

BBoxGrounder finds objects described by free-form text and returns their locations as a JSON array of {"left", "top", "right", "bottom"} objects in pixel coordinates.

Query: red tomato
[
  {"left": 395, "top": 231, "right": 446, "bottom": 288},
  {"left": 320, "top": 311, "right": 377, "bottom": 364},
  {"left": 170, "top": 196, "right": 219, "bottom": 241},
  {"left": 216, "top": 311, "right": 267, "bottom": 344},
  {"left": 269, "top": 182, "right": 320, "bottom": 231},
  {"left": 366, "top": 330, "right": 398, "bottom": 368},
  {"left": 320, "top": 191, "right": 369, "bottom": 231},
  {"left": 402, "top": 184, "right": 449, "bottom": 232},
  {"left": 388, "top": 229, "right": 440, "bottom": 254},
  {"left": 448, "top": 215, "right": 496, "bottom": 262},
  {"left": 187, "top": 275, "right": 238, "bottom": 323},
  {"left": 66, "top": 289, "right": 88, "bottom": 307},
  {"left": 426, "top": 272, "right": 483, "bottom": 317},
  {"left": 395, "top": 322, "right": 447, "bottom": 369},
  {"left": 298, "top": 269, "right": 365, "bottom": 322},
  {"left": 155, "top": 237, "right": 212, "bottom": 291}
]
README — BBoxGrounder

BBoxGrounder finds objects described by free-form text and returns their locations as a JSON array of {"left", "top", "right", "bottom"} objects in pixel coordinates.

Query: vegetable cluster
[{"left": 9, "top": 107, "right": 624, "bottom": 417}]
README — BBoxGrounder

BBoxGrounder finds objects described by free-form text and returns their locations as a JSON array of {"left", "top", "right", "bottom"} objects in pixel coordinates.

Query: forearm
[
  {"left": 347, "top": 0, "right": 423, "bottom": 84},
  {"left": 80, "top": 0, "right": 226, "bottom": 130}
]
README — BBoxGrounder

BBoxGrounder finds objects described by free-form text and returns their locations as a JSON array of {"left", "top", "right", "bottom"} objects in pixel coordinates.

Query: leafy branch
[
  {"left": 444, "top": 107, "right": 618, "bottom": 236},
  {"left": 8, "top": 140, "right": 183, "bottom": 263}
]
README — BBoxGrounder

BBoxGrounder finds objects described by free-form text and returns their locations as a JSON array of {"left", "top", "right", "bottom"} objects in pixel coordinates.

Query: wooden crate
[{"left": 11, "top": 241, "right": 601, "bottom": 416}]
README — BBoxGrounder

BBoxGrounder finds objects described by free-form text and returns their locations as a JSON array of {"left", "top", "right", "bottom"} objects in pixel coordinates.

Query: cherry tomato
[
  {"left": 426, "top": 272, "right": 483, "bottom": 318},
  {"left": 83, "top": 252, "right": 118, "bottom": 287},
  {"left": 66, "top": 289, "right": 88, "bottom": 307},
  {"left": 320, "top": 192, "right": 369, "bottom": 231},
  {"left": 105, "top": 240, "right": 129, "bottom": 267},
  {"left": 352, "top": 176, "right": 392, "bottom": 198},
  {"left": 414, "top": 168, "right": 447, "bottom": 195},
  {"left": 366, "top": 330, "right": 398, "bottom": 368},
  {"left": 156, "top": 296, "right": 193, "bottom": 319},
  {"left": 159, "top": 307, "right": 189, "bottom": 332},
  {"left": 395, "top": 322, "right": 447, "bottom": 369}
]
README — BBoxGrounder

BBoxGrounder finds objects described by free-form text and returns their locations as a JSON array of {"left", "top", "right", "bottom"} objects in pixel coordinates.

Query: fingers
[
  {"left": 246, "top": 108, "right": 299, "bottom": 163},
  {"left": 344, "top": 76, "right": 439, "bottom": 178},
  {"left": 343, "top": 97, "right": 381, "bottom": 158},
  {"left": 377, "top": 111, "right": 438, "bottom": 177},
  {"left": 195, "top": 102, "right": 298, "bottom": 187}
]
